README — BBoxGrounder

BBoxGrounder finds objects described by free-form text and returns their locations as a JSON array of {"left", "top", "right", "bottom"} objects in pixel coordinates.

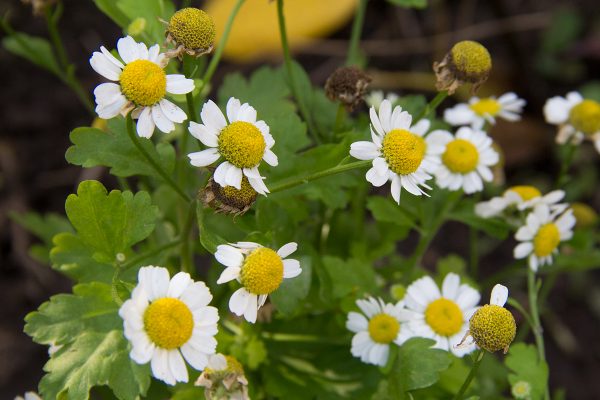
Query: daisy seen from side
[
  {"left": 513, "top": 204, "right": 575, "bottom": 271},
  {"left": 188, "top": 97, "right": 278, "bottom": 195},
  {"left": 404, "top": 273, "right": 480, "bottom": 357},
  {"left": 346, "top": 297, "right": 415, "bottom": 366},
  {"left": 427, "top": 126, "right": 499, "bottom": 194},
  {"left": 444, "top": 93, "right": 525, "bottom": 130},
  {"left": 475, "top": 186, "right": 566, "bottom": 218},
  {"left": 90, "top": 35, "right": 194, "bottom": 138},
  {"left": 349, "top": 99, "right": 441, "bottom": 204},
  {"left": 544, "top": 91, "right": 600, "bottom": 153},
  {"left": 215, "top": 241, "right": 301, "bottom": 323},
  {"left": 119, "top": 266, "right": 219, "bottom": 385}
]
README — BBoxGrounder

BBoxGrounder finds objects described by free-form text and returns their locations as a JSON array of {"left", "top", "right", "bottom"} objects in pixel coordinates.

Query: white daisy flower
[
  {"left": 89, "top": 36, "right": 194, "bottom": 138},
  {"left": 513, "top": 204, "right": 575, "bottom": 271},
  {"left": 349, "top": 99, "right": 441, "bottom": 204},
  {"left": 365, "top": 90, "right": 399, "bottom": 109},
  {"left": 427, "top": 126, "right": 499, "bottom": 194},
  {"left": 187, "top": 97, "right": 278, "bottom": 195},
  {"left": 444, "top": 93, "right": 526, "bottom": 130},
  {"left": 475, "top": 186, "right": 566, "bottom": 218},
  {"left": 403, "top": 273, "right": 480, "bottom": 357},
  {"left": 543, "top": 91, "right": 600, "bottom": 153},
  {"left": 119, "top": 266, "right": 219, "bottom": 385},
  {"left": 215, "top": 242, "right": 301, "bottom": 323},
  {"left": 346, "top": 297, "right": 415, "bottom": 366}
]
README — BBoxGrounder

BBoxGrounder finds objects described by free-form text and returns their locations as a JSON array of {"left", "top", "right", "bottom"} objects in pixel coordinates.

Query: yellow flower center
[
  {"left": 218, "top": 121, "right": 266, "bottom": 169},
  {"left": 470, "top": 98, "right": 501, "bottom": 117},
  {"left": 506, "top": 185, "right": 541, "bottom": 201},
  {"left": 442, "top": 139, "right": 479, "bottom": 173},
  {"left": 217, "top": 176, "right": 258, "bottom": 208},
  {"left": 368, "top": 314, "right": 400, "bottom": 344},
  {"left": 119, "top": 60, "right": 166, "bottom": 106},
  {"left": 143, "top": 298, "right": 194, "bottom": 349},
  {"left": 533, "top": 223, "right": 560, "bottom": 257},
  {"left": 450, "top": 40, "right": 492, "bottom": 78},
  {"left": 469, "top": 304, "right": 516, "bottom": 353},
  {"left": 168, "top": 8, "right": 216, "bottom": 50},
  {"left": 381, "top": 129, "right": 426, "bottom": 175},
  {"left": 425, "top": 298, "right": 463, "bottom": 337},
  {"left": 568, "top": 99, "right": 600, "bottom": 135},
  {"left": 240, "top": 248, "right": 283, "bottom": 295}
]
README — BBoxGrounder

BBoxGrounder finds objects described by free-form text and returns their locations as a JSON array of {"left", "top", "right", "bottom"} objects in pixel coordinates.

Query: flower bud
[
  {"left": 433, "top": 40, "right": 492, "bottom": 95},
  {"left": 166, "top": 8, "right": 216, "bottom": 59},
  {"left": 325, "top": 66, "right": 371, "bottom": 111}
]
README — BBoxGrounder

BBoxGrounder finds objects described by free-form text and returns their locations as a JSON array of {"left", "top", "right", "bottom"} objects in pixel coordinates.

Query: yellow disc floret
[
  {"left": 368, "top": 314, "right": 400, "bottom": 344},
  {"left": 507, "top": 185, "right": 541, "bottom": 201},
  {"left": 225, "top": 355, "right": 245, "bottom": 375},
  {"left": 470, "top": 98, "right": 501, "bottom": 117},
  {"left": 450, "top": 41, "right": 492, "bottom": 81},
  {"left": 469, "top": 304, "right": 516, "bottom": 353},
  {"left": 143, "top": 298, "right": 194, "bottom": 349},
  {"left": 533, "top": 223, "right": 560, "bottom": 257},
  {"left": 215, "top": 176, "right": 258, "bottom": 209},
  {"left": 425, "top": 298, "right": 463, "bottom": 336},
  {"left": 442, "top": 139, "right": 479, "bottom": 173},
  {"left": 240, "top": 248, "right": 284, "bottom": 295},
  {"left": 120, "top": 60, "right": 166, "bottom": 106},
  {"left": 568, "top": 99, "right": 600, "bottom": 135},
  {"left": 381, "top": 129, "right": 426, "bottom": 175},
  {"left": 168, "top": 8, "right": 216, "bottom": 51},
  {"left": 218, "top": 121, "right": 266, "bottom": 169}
]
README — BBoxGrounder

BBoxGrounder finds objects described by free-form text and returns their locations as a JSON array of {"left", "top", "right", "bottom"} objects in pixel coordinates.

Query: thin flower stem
[
  {"left": 527, "top": 268, "right": 551, "bottom": 400},
  {"left": 126, "top": 114, "right": 191, "bottom": 202},
  {"left": 333, "top": 103, "right": 346, "bottom": 134},
  {"left": 415, "top": 90, "right": 449, "bottom": 122},
  {"left": 269, "top": 160, "right": 371, "bottom": 193},
  {"left": 555, "top": 143, "right": 577, "bottom": 188},
  {"left": 111, "top": 265, "right": 124, "bottom": 306},
  {"left": 180, "top": 200, "right": 197, "bottom": 274},
  {"left": 452, "top": 350, "right": 485, "bottom": 400},
  {"left": 276, "top": 0, "right": 319, "bottom": 142},
  {"left": 346, "top": 0, "right": 368, "bottom": 66},
  {"left": 507, "top": 297, "right": 534, "bottom": 329}
]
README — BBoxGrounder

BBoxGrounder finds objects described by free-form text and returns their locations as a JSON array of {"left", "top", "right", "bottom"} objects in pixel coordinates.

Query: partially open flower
[
  {"left": 325, "top": 66, "right": 371, "bottom": 111},
  {"left": 433, "top": 40, "right": 492, "bottom": 95},
  {"left": 571, "top": 202, "right": 598, "bottom": 229},
  {"left": 200, "top": 176, "right": 258, "bottom": 216},
  {"left": 464, "top": 284, "right": 516, "bottom": 353},
  {"left": 166, "top": 8, "right": 216, "bottom": 58},
  {"left": 196, "top": 353, "right": 249, "bottom": 400}
]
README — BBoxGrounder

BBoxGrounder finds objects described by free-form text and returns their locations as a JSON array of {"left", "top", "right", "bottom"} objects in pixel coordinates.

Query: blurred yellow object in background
[{"left": 205, "top": 0, "right": 358, "bottom": 62}]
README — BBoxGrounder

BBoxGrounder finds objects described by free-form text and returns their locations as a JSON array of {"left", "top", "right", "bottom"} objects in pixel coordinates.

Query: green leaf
[
  {"left": 2, "top": 33, "right": 60, "bottom": 75},
  {"left": 24, "top": 282, "right": 120, "bottom": 346},
  {"left": 50, "top": 233, "right": 115, "bottom": 283},
  {"left": 116, "top": 0, "right": 175, "bottom": 43},
  {"left": 65, "top": 180, "right": 158, "bottom": 262},
  {"left": 321, "top": 256, "right": 376, "bottom": 298},
  {"left": 505, "top": 343, "right": 549, "bottom": 400},
  {"left": 270, "top": 256, "right": 312, "bottom": 315},
  {"left": 39, "top": 330, "right": 150, "bottom": 400},
  {"left": 65, "top": 122, "right": 176, "bottom": 179},
  {"left": 93, "top": 0, "right": 130, "bottom": 28},
  {"left": 10, "top": 212, "right": 73, "bottom": 263},
  {"left": 386, "top": 0, "right": 428, "bottom": 9},
  {"left": 389, "top": 338, "right": 452, "bottom": 397},
  {"left": 367, "top": 196, "right": 417, "bottom": 228},
  {"left": 196, "top": 202, "right": 227, "bottom": 253}
]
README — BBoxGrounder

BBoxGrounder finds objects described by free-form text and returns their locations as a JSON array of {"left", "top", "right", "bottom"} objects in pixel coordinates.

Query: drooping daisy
[
  {"left": 475, "top": 186, "right": 566, "bottom": 218},
  {"left": 119, "top": 266, "right": 219, "bottom": 385},
  {"left": 90, "top": 36, "right": 194, "bottom": 138},
  {"left": 215, "top": 242, "right": 301, "bottom": 323},
  {"left": 187, "top": 98, "right": 278, "bottom": 195},
  {"left": 404, "top": 273, "right": 480, "bottom": 357},
  {"left": 444, "top": 93, "right": 525, "bottom": 130},
  {"left": 346, "top": 297, "right": 415, "bottom": 366},
  {"left": 514, "top": 204, "right": 575, "bottom": 271},
  {"left": 349, "top": 99, "right": 441, "bottom": 204},
  {"left": 427, "top": 126, "right": 499, "bottom": 194},
  {"left": 544, "top": 91, "right": 600, "bottom": 153}
]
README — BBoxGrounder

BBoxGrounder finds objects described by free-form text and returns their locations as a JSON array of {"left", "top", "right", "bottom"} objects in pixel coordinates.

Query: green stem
[
  {"left": 180, "top": 201, "right": 197, "bottom": 274},
  {"left": 111, "top": 265, "right": 124, "bottom": 306},
  {"left": 201, "top": 0, "right": 245, "bottom": 86},
  {"left": 415, "top": 90, "right": 448, "bottom": 122},
  {"left": 528, "top": 268, "right": 550, "bottom": 400},
  {"left": 270, "top": 160, "right": 370, "bottom": 193},
  {"left": 507, "top": 297, "right": 534, "bottom": 329},
  {"left": 333, "top": 103, "right": 346, "bottom": 134},
  {"left": 346, "top": 0, "right": 368, "bottom": 66},
  {"left": 555, "top": 143, "right": 577, "bottom": 189},
  {"left": 262, "top": 332, "right": 347, "bottom": 345},
  {"left": 276, "top": 0, "right": 319, "bottom": 142},
  {"left": 126, "top": 114, "right": 191, "bottom": 202},
  {"left": 121, "top": 238, "right": 184, "bottom": 270},
  {"left": 452, "top": 350, "right": 485, "bottom": 400}
]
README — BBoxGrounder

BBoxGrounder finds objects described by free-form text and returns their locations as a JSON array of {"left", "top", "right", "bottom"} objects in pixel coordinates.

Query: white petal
[
  {"left": 201, "top": 100, "right": 227, "bottom": 132},
  {"left": 378, "top": 100, "right": 392, "bottom": 133},
  {"left": 263, "top": 149, "right": 278, "bottom": 166},
  {"left": 117, "top": 36, "right": 141, "bottom": 64},
  {"left": 236, "top": 103, "right": 258, "bottom": 123},
  {"left": 189, "top": 122, "right": 218, "bottom": 147},
  {"left": 444, "top": 104, "right": 475, "bottom": 126},
  {"left": 366, "top": 167, "right": 388, "bottom": 187},
  {"left": 217, "top": 266, "right": 241, "bottom": 284},
  {"left": 244, "top": 294, "right": 258, "bottom": 323},
  {"left": 248, "top": 175, "right": 269, "bottom": 195},
  {"left": 229, "top": 288, "right": 251, "bottom": 316},
  {"left": 277, "top": 242, "right": 297, "bottom": 258},
  {"left": 350, "top": 141, "right": 380, "bottom": 160},
  {"left": 136, "top": 107, "right": 155, "bottom": 138},
  {"left": 455, "top": 285, "right": 481, "bottom": 309},
  {"left": 159, "top": 99, "right": 187, "bottom": 124},
  {"left": 346, "top": 312, "right": 369, "bottom": 333},
  {"left": 188, "top": 148, "right": 220, "bottom": 167},
  {"left": 100, "top": 46, "right": 124, "bottom": 68},
  {"left": 226, "top": 97, "right": 241, "bottom": 122},
  {"left": 225, "top": 165, "right": 243, "bottom": 189},
  {"left": 514, "top": 242, "right": 533, "bottom": 259},
  {"left": 370, "top": 106, "right": 384, "bottom": 136},
  {"left": 90, "top": 52, "right": 121, "bottom": 81},
  {"left": 213, "top": 162, "right": 233, "bottom": 187},
  {"left": 180, "top": 282, "right": 212, "bottom": 309},
  {"left": 181, "top": 342, "right": 209, "bottom": 370},
  {"left": 167, "top": 272, "right": 192, "bottom": 298},
  {"left": 166, "top": 74, "right": 194, "bottom": 95},
  {"left": 168, "top": 350, "right": 188, "bottom": 383},
  {"left": 283, "top": 259, "right": 301, "bottom": 278},
  {"left": 151, "top": 348, "right": 174, "bottom": 385},
  {"left": 151, "top": 104, "right": 175, "bottom": 133},
  {"left": 95, "top": 95, "right": 127, "bottom": 119},
  {"left": 390, "top": 175, "right": 402, "bottom": 204},
  {"left": 441, "top": 273, "right": 460, "bottom": 300},
  {"left": 215, "top": 245, "right": 244, "bottom": 268},
  {"left": 490, "top": 284, "right": 508, "bottom": 307},
  {"left": 411, "top": 119, "right": 430, "bottom": 136}
]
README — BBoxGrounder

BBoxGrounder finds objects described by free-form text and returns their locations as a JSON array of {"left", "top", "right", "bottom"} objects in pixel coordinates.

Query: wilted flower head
[
  {"left": 325, "top": 66, "right": 371, "bottom": 111},
  {"left": 196, "top": 354, "right": 249, "bottom": 400},
  {"left": 166, "top": 8, "right": 216, "bottom": 58},
  {"left": 433, "top": 40, "right": 492, "bottom": 95},
  {"left": 200, "top": 176, "right": 258, "bottom": 216}
]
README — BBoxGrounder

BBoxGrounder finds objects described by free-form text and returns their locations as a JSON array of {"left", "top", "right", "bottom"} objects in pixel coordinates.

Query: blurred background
[{"left": 1, "top": 0, "right": 599, "bottom": 398}]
